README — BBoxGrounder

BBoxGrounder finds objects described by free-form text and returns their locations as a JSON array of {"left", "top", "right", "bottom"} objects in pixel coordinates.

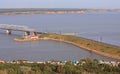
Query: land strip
[
  {"left": 15, "top": 33, "right": 120, "bottom": 60},
  {"left": 0, "top": 8, "right": 120, "bottom": 15}
]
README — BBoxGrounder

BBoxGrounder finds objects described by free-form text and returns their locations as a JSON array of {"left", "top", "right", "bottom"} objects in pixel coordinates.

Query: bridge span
[{"left": 0, "top": 24, "right": 38, "bottom": 36}]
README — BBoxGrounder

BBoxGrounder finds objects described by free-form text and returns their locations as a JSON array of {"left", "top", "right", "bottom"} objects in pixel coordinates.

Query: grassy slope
[{"left": 39, "top": 33, "right": 120, "bottom": 59}]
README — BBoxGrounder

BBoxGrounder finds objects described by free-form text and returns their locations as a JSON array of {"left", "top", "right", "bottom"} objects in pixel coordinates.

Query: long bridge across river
[{"left": 0, "top": 24, "right": 39, "bottom": 36}]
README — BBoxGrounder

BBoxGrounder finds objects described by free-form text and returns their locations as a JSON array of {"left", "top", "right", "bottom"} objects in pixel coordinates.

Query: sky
[{"left": 0, "top": 0, "right": 120, "bottom": 9}]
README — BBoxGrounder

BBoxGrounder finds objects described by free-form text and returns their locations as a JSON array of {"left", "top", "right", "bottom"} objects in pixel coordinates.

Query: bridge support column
[
  {"left": 32, "top": 32, "right": 37, "bottom": 36},
  {"left": 6, "top": 29, "right": 11, "bottom": 34},
  {"left": 24, "top": 31, "right": 30, "bottom": 36}
]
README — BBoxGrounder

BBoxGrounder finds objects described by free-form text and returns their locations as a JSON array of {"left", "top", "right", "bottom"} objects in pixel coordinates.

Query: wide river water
[{"left": 0, "top": 12, "right": 120, "bottom": 61}]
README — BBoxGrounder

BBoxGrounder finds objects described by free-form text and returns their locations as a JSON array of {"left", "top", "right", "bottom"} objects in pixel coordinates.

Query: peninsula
[{"left": 15, "top": 33, "right": 120, "bottom": 60}]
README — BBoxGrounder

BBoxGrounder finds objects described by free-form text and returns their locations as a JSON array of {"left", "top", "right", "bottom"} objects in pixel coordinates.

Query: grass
[{"left": 38, "top": 33, "right": 120, "bottom": 59}]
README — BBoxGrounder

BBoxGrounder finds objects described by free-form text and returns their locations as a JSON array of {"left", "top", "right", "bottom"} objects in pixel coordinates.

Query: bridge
[{"left": 0, "top": 24, "right": 37, "bottom": 36}]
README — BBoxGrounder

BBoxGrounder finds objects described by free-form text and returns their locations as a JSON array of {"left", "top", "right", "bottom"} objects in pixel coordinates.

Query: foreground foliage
[{"left": 0, "top": 59, "right": 120, "bottom": 74}]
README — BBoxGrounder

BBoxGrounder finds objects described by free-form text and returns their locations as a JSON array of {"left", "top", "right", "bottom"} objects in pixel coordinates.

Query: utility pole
[{"left": 100, "top": 36, "right": 102, "bottom": 42}]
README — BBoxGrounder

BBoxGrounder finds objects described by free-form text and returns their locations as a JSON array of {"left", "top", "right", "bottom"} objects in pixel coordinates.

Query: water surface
[{"left": 0, "top": 12, "right": 120, "bottom": 61}]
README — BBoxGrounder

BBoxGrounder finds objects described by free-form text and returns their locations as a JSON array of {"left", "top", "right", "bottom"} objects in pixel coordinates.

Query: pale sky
[{"left": 0, "top": 0, "right": 120, "bottom": 9}]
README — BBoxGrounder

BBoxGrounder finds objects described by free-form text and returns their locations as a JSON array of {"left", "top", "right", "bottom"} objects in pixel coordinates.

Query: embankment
[{"left": 15, "top": 33, "right": 120, "bottom": 60}]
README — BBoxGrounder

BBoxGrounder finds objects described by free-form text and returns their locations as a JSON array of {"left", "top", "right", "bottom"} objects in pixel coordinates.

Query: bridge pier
[
  {"left": 32, "top": 32, "right": 37, "bottom": 36},
  {"left": 24, "top": 31, "right": 30, "bottom": 36},
  {"left": 6, "top": 29, "right": 11, "bottom": 34}
]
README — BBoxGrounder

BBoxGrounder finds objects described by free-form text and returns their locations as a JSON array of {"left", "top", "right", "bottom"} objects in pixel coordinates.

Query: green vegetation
[
  {"left": 39, "top": 33, "right": 120, "bottom": 59},
  {"left": 0, "top": 59, "right": 120, "bottom": 74},
  {"left": 39, "top": 33, "right": 49, "bottom": 38},
  {"left": 16, "top": 37, "right": 25, "bottom": 40},
  {"left": 14, "top": 37, "right": 26, "bottom": 41}
]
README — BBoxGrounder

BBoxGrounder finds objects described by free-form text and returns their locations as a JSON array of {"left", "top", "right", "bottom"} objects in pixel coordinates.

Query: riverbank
[
  {"left": 45, "top": 38, "right": 120, "bottom": 60},
  {"left": 14, "top": 33, "right": 120, "bottom": 60},
  {"left": 0, "top": 8, "right": 120, "bottom": 15}
]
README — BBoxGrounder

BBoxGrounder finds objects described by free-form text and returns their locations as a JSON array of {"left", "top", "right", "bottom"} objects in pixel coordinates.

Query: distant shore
[
  {"left": 14, "top": 33, "right": 120, "bottom": 60},
  {"left": 0, "top": 8, "right": 120, "bottom": 15}
]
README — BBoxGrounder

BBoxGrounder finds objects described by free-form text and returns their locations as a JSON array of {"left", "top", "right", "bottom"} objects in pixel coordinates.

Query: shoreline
[
  {"left": 0, "top": 9, "right": 120, "bottom": 15},
  {"left": 14, "top": 37, "right": 120, "bottom": 60},
  {"left": 0, "top": 11, "right": 85, "bottom": 15},
  {"left": 43, "top": 38, "right": 120, "bottom": 60}
]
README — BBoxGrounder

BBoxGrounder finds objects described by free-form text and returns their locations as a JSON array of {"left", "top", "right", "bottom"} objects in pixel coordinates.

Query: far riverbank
[{"left": 0, "top": 8, "right": 120, "bottom": 15}]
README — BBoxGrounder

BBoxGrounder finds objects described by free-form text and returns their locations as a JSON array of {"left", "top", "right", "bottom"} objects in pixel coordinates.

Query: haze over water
[{"left": 0, "top": 12, "right": 120, "bottom": 61}]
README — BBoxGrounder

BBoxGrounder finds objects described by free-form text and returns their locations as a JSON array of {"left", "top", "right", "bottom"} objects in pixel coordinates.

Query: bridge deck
[{"left": 0, "top": 24, "right": 35, "bottom": 32}]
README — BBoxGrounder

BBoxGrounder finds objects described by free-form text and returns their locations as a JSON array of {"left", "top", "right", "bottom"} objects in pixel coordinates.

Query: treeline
[
  {"left": 0, "top": 8, "right": 120, "bottom": 15},
  {"left": 0, "top": 59, "right": 120, "bottom": 74}
]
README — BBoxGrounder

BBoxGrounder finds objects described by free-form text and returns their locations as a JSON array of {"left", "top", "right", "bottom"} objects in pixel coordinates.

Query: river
[{"left": 0, "top": 12, "right": 120, "bottom": 61}]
